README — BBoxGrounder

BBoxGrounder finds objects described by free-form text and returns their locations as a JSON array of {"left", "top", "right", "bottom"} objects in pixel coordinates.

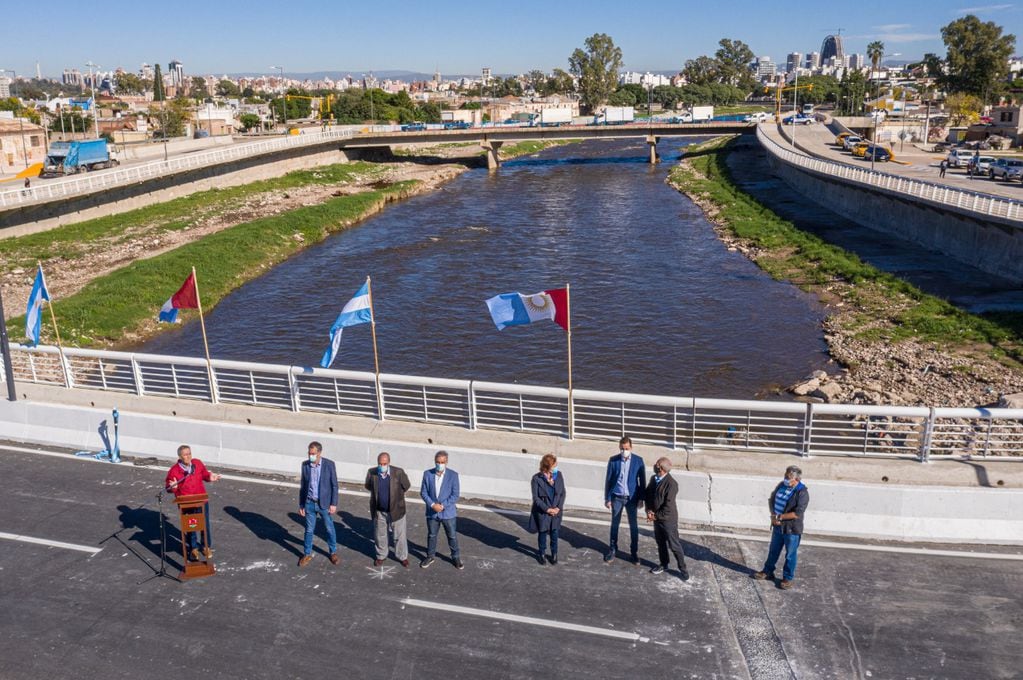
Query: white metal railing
[
  {"left": 0, "top": 128, "right": 355, "bottom": 209},
  {"left": 5, "top": 344, "right": 1023, "bottom": 461},
  {"left": 756, "top": 125, "right": 1023, "bottom": 222}
]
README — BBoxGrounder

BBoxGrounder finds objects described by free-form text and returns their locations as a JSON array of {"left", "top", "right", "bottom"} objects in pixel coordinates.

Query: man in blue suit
[
  {"left": 604, "top": 436, "right": 646, "bottom": 564},
  {"left": 298, "top": 441, "right": 340, "bottom": 567},
  {"left": 420, "top": 450, "right": 463, "bottom": 570}
]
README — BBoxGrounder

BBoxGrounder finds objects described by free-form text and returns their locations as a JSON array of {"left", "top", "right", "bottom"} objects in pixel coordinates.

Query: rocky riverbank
[{"left": 670, "top": 138, "right": 1023, "bottom": 409}]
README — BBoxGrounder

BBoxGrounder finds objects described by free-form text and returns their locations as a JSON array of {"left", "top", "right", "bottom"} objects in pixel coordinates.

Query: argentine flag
[
  {"left": 320, "top": 281, "right": 373, "bottom": 369},
  {"left": 25, "top": 266, "right": 50, "bottom": 346},
  {"left": 485, "top": 289, "right": 569, "bottom": 331}
]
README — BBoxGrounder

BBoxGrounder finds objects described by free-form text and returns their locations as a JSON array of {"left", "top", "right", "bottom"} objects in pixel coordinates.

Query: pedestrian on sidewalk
[
  {"left": 644, "top": 457, "right": 689, "bottom": 580},
  {"left": 365, "top": 452, "right": 411, "bottom": 567},
  {"left": 603, "top": 436, "right": 646, "bottom": 564},
  {"left": 298, "top": 441, "right": 340, "bottom": 567},
  {"left": 528, "top": 454, "right": 565, "bottom": 566},
  {"left": 752, "top": 466, "right": 809, "bottom": 590},
  {"left": 420, "top": 451, "right": 462, "bottom": 569}
]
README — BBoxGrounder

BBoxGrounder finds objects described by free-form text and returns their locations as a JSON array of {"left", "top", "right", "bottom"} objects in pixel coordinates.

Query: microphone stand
[{"left": 138, "top": 488, "right": 180, "bottom": 584}]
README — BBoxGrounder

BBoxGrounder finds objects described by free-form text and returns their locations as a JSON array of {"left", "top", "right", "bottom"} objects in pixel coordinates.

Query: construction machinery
[
  {"left": 284, "top": 93, "right": 335, "bottom": 123},
  {"left": 766, "top": 83, "right": 814, "bottom": 123}
]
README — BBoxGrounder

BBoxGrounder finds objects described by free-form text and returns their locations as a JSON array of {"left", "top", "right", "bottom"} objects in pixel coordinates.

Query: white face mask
[
  {"left": 308, "top": 454, "right": 318, "bottom": 463},
  {"left": 435, "top": 463, "right": 446, "bottom": 473},
  {"left": 621, "top": 449, "right": 630, "bottom": 458}
]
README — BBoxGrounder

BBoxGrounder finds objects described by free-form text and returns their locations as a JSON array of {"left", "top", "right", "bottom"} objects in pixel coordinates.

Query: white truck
[
  {"left": 691, "top": 105, "right": 714, "bottom": 122},
  {"left": 531, "top": 108, "right": 573, "bottom": 127},
  {"left": 596, "top": 106, "right": 635, "bottom": 125}
]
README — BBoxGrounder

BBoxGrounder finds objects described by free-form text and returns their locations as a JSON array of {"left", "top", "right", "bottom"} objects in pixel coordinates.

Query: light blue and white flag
[
  {"left": 25, "top": 266, "right": 50, "bottom": 346},
  {"left": 319, "top": 280, "right": 373, "bottom": 368}
]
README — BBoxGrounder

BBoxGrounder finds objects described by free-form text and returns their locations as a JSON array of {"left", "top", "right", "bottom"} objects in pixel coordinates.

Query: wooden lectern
[{"left": 175, "top": 493, "right": 215, "bottom": 580}]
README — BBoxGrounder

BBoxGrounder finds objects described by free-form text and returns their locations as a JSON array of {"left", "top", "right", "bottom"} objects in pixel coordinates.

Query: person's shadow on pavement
[
  {"left": 116, "top": 503, "right": 182, "bottom": 571},
  {"left": 223, "top": 506, "right": 305, "bottom": 558}
]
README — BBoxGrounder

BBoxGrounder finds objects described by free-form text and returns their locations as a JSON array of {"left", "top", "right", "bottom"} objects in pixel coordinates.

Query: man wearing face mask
[
  {"left": 298, "top": 441, "right": 340, "bottom": 567},
  {"left": 603, "top": 436, "right": 646, "bottom": 564},
  {"left": 420, "top": 450, "right": 462, "bottom": 569},
  {"left": 752, "top": 466, "right": 809, "bottom": 590},
  {"left": 364, "top": 451, "right": 411, "bottom": 567},
  {"left": 644, "top": 457, "right": 689, "bottom": 580}
]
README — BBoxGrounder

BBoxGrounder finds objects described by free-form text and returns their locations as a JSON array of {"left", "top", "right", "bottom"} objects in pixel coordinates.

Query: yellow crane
[
  {"left": 284, "top": 93, "right": 335, "bottom": 123},
  {"left": 766, "top": 83, "right": 814, "bottom": 122}
]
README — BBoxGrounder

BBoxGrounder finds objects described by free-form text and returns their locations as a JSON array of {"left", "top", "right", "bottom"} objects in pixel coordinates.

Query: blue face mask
[
  {"left": 435, "top": 463, "right": 446, "bottom": 473},
  {"left": 378, "top": 465, "right": 389, "bottom": 475},
  {"left": 551, "top": 466, "right": 558, "bottom": 475}
]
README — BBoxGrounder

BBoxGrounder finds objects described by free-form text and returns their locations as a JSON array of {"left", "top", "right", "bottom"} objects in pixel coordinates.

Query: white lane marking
[
  {"left": 401, "top": 597, "right": 650, "bottom": 643},
  {"left": 4, "top": 444, "right": 1022, "bottom": 562},
  {"left": 0, "top": 532, "right": 102, "bottom": 555}
]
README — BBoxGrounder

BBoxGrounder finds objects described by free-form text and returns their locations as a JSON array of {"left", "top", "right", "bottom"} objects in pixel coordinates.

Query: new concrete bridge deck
[{"left": 1, "top": 442, "right": 1020, "bottom": 680}]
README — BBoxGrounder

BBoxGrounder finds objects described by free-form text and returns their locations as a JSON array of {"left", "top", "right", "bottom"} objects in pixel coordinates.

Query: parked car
[
  {"left": 966, "top": 155, "right": 996, "bottom": 174},
  {"left": 946, "top": 148, "right": 972, "bottom": 167},
  {"left": 443, "top": 121, "right": 472, "bottom": 130},
  {"left": 783, "top": 114, "right": 814, "bottom": 125},
  {"left": 862, "top": 145, "right": 892, "bottom": 162},
  {"left": 744, "top": 111, "right": 771, "bottom": 123},
  {"left": 851, "top": 142, "right": 871, "bottom": 157},
  {"left": 835, "top": 132, "right": 853, "bottom": 146},
  {"left": 989, "top": 157, "right": 1023, "bottom": 181},
  {"left": 842, "top": 135, "right": 864, "bottom": 151},
  {"left": 400, "top": 122, "right": 427, "bottom": 132}
]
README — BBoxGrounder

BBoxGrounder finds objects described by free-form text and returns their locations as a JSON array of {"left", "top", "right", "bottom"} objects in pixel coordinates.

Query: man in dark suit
[
  {"left": 298, "top": 441, "right": 339, "bottom": 567},
  {"left": 644, "top": 457, "right": 689, "bottom": 580},
  {"left": 419, "top": 450, "right": 462, "bottom": 570},
  {"left": 604, "top": 436, "right": 646, "bottom": 564},
  {"left": 364, "top": 451, "right": 411, "bottom": 567},
  {"left": 753, "top": 465, "right": 809, "bottom": 590}
]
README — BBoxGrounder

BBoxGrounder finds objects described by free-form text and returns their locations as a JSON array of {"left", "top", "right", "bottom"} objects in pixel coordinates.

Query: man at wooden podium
[{"left": 164, "top": 444, "right": 221, "bottom": 560}]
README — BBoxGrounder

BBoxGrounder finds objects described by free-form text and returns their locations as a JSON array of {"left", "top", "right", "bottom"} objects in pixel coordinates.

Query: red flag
[
  {"left": 545, "top": 288, "right": 569, "bottom": 331},
  {"left": 170, "top": 272, "right": 199, "bottom": 309}
]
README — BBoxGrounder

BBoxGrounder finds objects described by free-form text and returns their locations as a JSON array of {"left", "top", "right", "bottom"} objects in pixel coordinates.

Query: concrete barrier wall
[
  {"left": 0, "top": 398, "right": 1019, "bottom": 545},
  {"left": 762, "top": 141, "right": 1023, "bottom": 283},
  {"left": 0, "top": 143, "right": 357, "bottom": 238}
]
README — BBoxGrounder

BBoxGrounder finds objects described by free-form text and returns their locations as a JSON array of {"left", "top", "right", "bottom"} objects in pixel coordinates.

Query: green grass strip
[
  {"left": 671, "top": 136, "right": 1023, "bottom": 362},
  {"left": 14, "top": 180, "right": 417, "bottom": 347},
  {"left": 0, "top": 162, "right": 382, "bottom": 271}
]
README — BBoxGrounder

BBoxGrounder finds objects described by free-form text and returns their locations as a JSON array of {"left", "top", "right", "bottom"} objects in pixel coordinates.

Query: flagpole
[
  {"left": 191, "top": 266, "right": 218, "bottom": 403},
  {"left": 366, "top": 275, "right": 384, "bottom": 420},
  {"left": 566, "top": 282, "right": 574, "bottom": 440},
  {"left": 39, "top": 263, "right": 70, "bottom": 388}
]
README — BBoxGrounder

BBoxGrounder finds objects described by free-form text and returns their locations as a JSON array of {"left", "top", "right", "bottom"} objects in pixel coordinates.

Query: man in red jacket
[{"left": 165, "top": 444, "right": 221, "bottom": 561}]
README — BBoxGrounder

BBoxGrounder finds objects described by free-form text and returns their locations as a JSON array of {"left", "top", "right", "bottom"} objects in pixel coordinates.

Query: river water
[{"left": 140, "top": 138, "right": 830, "bottom": 398}]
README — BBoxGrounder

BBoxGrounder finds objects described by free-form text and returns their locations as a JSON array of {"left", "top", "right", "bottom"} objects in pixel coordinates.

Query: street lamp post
[
  {"left": 871, "top": 52, "right": 900, "bottom": 172},
  {"left": 791, "top": 69, "right": 799, "bottom": 148},
  {"left": 271, "top": 66, "right": 285, "bottom": 132},
  {"left": 85, "top": 61, "right": 100, "bottom": 139}
]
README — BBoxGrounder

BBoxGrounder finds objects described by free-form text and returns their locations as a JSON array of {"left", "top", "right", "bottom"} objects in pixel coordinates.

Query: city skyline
[{"left": 2, "top": 0, "right": 1020, "bottom": 78}]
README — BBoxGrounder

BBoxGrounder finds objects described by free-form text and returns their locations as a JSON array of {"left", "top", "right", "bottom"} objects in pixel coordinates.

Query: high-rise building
[
  {"left": 806, "top": 52, "right": 821, "bottom": 70},
  {"left": 62, "top": 68, "right": 83, "bottom": 87},
  {"left": 169, "top": 60, "right": 185, "bottom": 87},
  {"left": 0, "top": 75, "right": 10, "bottom": 98},
  {"left": 786, "top": 53, "right": 803, "bottom": 74},
  {"left": 820, "top": 35, "right": 844, "bottom": 63},
  {"left": 140, "top": 63, "right": 154, "bottom": 80},
  {"left": 756, "top": 56, "right": 776, "bottom": 79},
  {"left": 848, "top": 54, "right": 865, "bottom": 69},
  {"left": 481, "top": 67, "right": 492, "bottom": 84}
]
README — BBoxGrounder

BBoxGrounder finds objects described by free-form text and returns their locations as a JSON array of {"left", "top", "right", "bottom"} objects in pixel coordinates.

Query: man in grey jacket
[{"left": 364, "top": 452, "right": 411, "bottom": 567}]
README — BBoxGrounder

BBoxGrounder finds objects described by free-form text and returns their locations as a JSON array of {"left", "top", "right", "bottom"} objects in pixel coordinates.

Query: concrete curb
[{"left": 0, "top": 398, "right": 1019, "bottom": 545}]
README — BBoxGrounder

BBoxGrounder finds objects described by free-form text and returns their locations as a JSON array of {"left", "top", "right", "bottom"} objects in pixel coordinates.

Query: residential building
[
  {"left": 990, "top": 105, "right": 1023, "bottom": 145},
  {"left": 756, "top": 56, "right": 776, "bottom": 80},
  {"left": 140, "top": 63, "right": 154, "bottom": 80},
  {"left": 0, "top": 117, "right": 47, "bottom": 173},
  {"left": 63, "top": 68, "right": 83, "bottom": 87},
  {"left": 806, "top": 52, "right": 821, "bottom": 70},
  {"left": 0, "top": 75, "right": 9, "bottom": 99},
  {"left": 786, "top": 53, "right": 802, "bottom": 74},
  {"left": 169, "top": 60, "right": 185, "bottom": 87},
  {"left": 849, "top": 54, "right": 865, "bottom": 70}
]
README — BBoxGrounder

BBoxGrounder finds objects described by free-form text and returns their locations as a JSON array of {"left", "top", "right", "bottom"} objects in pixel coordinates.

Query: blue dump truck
[{"left": 42, "top": 139, "right": 119, "bottom": 177}]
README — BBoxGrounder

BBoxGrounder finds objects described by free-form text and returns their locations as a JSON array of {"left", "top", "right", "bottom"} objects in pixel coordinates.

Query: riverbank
[
  {"left": 3, "top": 139, "right": 579, "bottom": 348},
  {"left": 669, "top": 136, "right": 1023, "bottom": 408}
]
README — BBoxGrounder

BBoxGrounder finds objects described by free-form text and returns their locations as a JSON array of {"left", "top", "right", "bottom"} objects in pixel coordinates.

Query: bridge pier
[
  {"left": 481, "top": 140, "right": 504, "bottom": 170},
  {"left": 646, "top": 135, "right": 659, "bottom": 164}
]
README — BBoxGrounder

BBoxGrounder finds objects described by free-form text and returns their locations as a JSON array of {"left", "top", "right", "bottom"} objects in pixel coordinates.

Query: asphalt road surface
[{"left": 0, "top": 443, "right": 1020, "bottom": 680}]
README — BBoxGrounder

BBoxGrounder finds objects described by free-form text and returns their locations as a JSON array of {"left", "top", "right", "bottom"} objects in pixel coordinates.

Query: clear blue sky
[{"left": 3, "top": 0, "right": 1021, "bottom": 78}]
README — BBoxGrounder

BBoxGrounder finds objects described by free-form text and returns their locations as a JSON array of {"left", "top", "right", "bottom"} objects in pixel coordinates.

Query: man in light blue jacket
[{"left": 420, "top": 450, "right": 462, "bottom": 570}]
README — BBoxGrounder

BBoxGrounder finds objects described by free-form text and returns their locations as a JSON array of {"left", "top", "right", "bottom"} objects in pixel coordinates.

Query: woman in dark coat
[{"left": 528, "top": 453, "right": 566, "bottom": 565}]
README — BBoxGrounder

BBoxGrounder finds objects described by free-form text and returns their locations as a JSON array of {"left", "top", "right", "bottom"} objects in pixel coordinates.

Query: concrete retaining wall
[
  {"left": 763, "top": 141, "right": 1023, "bottom": 283},
  {"left": 0, "top": 398, "right": 1019, "bottom": 545},
  {"left": 0, "top": 142, "right": 358, "bottom": 238}
]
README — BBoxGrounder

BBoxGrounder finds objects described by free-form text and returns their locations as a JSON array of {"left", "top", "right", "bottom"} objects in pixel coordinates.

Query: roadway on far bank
[
  {"left": 1, "top": 443, "right": 1020, "bottom": 680},
  {"left": 761, "top": 121, "right": 1023, "bottom": 202}
]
